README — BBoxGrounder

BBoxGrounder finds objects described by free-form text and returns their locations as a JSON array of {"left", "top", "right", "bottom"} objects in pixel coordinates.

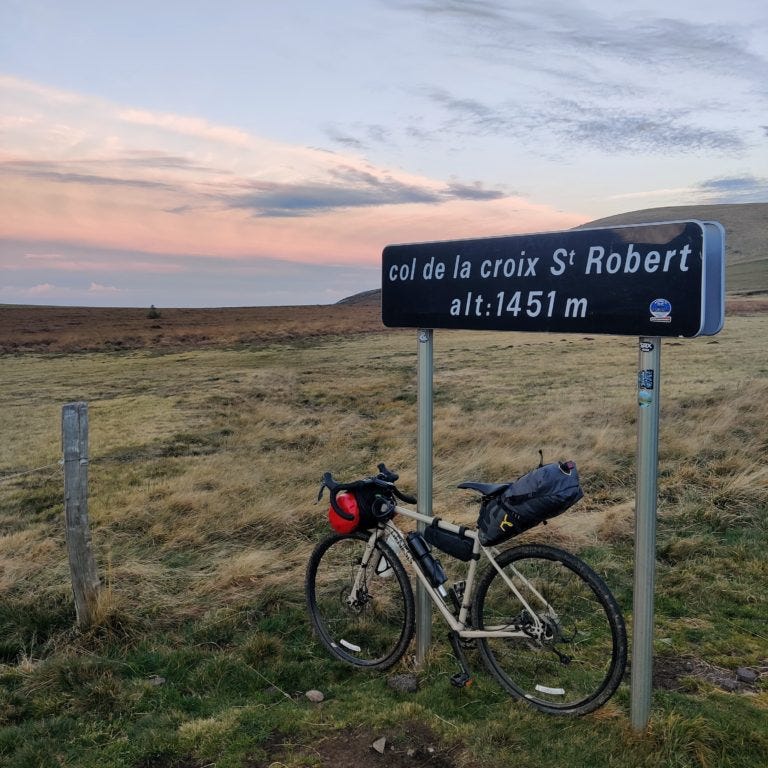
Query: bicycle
[{"left": 305, "top": 463, "right": 628, "bottom": 716}]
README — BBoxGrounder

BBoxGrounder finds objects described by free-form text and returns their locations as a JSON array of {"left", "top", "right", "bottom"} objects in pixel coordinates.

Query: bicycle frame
[{"left": 357, "top": 503, "right": 556, "bottom": 641}]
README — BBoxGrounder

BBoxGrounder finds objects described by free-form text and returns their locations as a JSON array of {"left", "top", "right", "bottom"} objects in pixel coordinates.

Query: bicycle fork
[{"left": 343, "top": 534, "right": 381, "bottom": 608}]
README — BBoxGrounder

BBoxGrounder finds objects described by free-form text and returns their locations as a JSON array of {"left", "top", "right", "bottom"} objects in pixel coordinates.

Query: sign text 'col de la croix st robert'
[{"left": 381, "top": 220, "right": 724, "bottom": 338}]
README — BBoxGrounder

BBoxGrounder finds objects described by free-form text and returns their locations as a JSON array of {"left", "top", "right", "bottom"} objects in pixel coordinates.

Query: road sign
[{"left": 382, "top": 220, "right": 725, "bottom": 337}]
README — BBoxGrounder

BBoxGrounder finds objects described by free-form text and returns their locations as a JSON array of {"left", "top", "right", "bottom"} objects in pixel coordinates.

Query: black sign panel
[{"left": 382, "top": 221, "right": 720, "bottom": 337}]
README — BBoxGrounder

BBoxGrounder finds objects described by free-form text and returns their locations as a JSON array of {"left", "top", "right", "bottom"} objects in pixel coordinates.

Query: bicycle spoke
[
  {"left": 306, "top": 533, "right": 415, "bottom": 669},
  {"left": 474, "top": 544, "right": 626, "bottom": 715}
]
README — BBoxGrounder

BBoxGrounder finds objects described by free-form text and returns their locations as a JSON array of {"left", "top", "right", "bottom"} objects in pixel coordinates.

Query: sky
[{"left": 1, "top": 0, "right": 766, "bottom": 307}]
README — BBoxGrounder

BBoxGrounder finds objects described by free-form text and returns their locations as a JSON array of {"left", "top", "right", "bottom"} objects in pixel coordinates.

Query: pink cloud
[
  {"left": 27, "top": 282, "right": 59, "bottom": 295},
  {"left": 0, "top": 76, "right": 586, "bottom": 273},
  {"left": 1, "top": 171, "right": 581, "bottom": 266},
  {"left": 88, "top": 282, "right": 120, "bottom": 293},
  {"left": 16, "top": 253, "right": 183, "bottom": 274},
  {"left": 117, "top": 108, "right": 252, "bottom": 148}
]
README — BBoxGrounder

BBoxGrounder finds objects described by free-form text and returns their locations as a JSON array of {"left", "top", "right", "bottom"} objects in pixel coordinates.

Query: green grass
[{"left": 1, "top": 317, "right": 767, "bottom": 766}]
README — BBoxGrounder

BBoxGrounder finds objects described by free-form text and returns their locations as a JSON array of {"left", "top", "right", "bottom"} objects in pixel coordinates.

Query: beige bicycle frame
[{"left": 358, "top": 503, "right": 556, "bottom": 640}]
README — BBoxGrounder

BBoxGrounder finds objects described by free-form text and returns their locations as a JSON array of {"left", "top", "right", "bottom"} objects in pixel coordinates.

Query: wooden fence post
[{"left": 62, "top": 402, "right": 100, "bottom": 628}]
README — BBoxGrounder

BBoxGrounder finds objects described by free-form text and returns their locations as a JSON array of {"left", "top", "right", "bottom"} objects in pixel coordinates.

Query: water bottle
[{"left": 406, "top": 532, "right": 447, "bottom": 593}]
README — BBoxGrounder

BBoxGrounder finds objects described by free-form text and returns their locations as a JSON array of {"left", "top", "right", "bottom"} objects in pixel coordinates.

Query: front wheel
[
  {"left": 305, "top": 531, "right": 415, "bottom": 670},
  {"left": 473, "top": 543, "right": 627, "bottom": 715}
]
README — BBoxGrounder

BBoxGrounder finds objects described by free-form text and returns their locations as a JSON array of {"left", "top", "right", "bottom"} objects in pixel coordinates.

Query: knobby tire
[
  {"left": 473, "top": 543, "right": 627, "bottom": 715},
  {"left": 305, "top": 531, "right": 415, "bottom": 670}
]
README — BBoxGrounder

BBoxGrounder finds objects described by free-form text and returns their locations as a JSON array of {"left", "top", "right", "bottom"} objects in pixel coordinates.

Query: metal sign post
[
  {"left": 631, "top": 336, "right": 662, "bottom": 730},
  {"left": 416, "top": 328, "right": 434, "bottom": 666}
]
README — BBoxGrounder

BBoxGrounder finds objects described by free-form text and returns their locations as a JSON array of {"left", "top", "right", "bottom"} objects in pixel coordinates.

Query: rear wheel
[
  {"left": 305, "top": 531, "right": 415, "bottom": 670},
  {"left": 473, "top": 544, "right": 627, "bottom": 715}
]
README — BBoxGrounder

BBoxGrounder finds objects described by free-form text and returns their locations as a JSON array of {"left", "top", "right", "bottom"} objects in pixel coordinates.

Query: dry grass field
[
  {"left": 0, "top": 296, "right": 767, "bottom": 767},
  {"left": 0, "top": 300, "right": 384, "bottom": 355},
  {"left": 1, "top": 293, "right": 766, "bottom": 355}
]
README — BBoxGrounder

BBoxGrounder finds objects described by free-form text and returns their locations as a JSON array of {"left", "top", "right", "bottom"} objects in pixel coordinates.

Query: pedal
[
  {"left": 447, "top": 631, "right": 474, "bottom": 689},
  {"left": 450, "top": 672, "right": 473, "bottom": 688}
]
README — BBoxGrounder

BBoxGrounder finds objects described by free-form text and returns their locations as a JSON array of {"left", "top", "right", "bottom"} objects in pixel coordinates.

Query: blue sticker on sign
[{"left": 649, "top": 298, "right": 672, "bottom": 323}]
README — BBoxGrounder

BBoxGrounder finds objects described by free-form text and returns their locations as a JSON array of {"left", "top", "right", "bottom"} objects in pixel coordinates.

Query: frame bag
[
  {"left": 424, "top": 521, "right": 475, "bottom": 562},
  {"left": 477, "top": 461, "right": 583, "bottom": 546}
]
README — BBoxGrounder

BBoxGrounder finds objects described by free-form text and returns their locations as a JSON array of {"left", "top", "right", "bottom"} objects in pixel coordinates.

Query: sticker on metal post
[
  {"left": 638, "top": 369, "right": 654, "bottom": 390},
  {"left": 638, "top": 369, "right": 655, "bottom": 408}
]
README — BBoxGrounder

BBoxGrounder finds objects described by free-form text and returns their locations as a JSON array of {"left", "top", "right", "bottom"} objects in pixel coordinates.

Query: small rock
[
  {"left": 305, "top": 689, "right": 325, "bottom": 703},
  {"left": 387, "top": 673, "right": 419, "bottom": 693},
  {"left": 719, "top": 678, "right": 739, "bottom": 692},
  {"left": 147, "top": 675, "right": 166, "bottom": 687},
  {"left": 406, "top": 748, "right": 416, "bottom": 758},
  {"left": 372, "top": 737, "right": 387, "bottom": 754},
  {"left": 736, "top": 667, "right": 759, "bottom": 684}
]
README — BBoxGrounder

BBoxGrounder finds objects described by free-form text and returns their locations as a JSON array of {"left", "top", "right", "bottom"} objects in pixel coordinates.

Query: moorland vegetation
[{"left": 1, "top": 303, "right": 767, "bottom": 767}]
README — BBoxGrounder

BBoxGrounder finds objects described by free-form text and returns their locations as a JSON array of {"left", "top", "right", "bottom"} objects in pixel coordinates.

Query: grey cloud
[
  {"left": 424, "top": 89, "right": 513, "bottom": 135},
  {"left": 324, "top": 123, "right": 393, "bottom": 151},
  {"left": 390, "top": 0, "right": 767, "bottom": 157},
  {"left": 405, "top": 124, "right": 434, "bottom": 142},
  {"left": 121, "top": 153, "right": 221, "bottom": 173},
  {"left": 391, "top": 0, "right": 509, "bottom": 24},
  {"left": 697, "top": 175, "right": 768, "bottom": 203},
  {"left": 366, "top": 125, "right": 392, "bottom": 144},
  {"left": 552, "top": 103, "right": 745, "bottom": 153},
  {"left": 1, "top": 154, "right": 508, "bottom": 219},
  {"left": 422, "top": 88, "right": 744, "bottom": 155},
  {"left": 227, "top": 179, "right": 439, "bottom": 217},
  {"left": 324, "top": 127, "right": 367, "bottom": 149},
  {"left": 0, "top": 159, "right": 178, "bottom": 191},
  {"left": 392, "top": 0, "right": 767, "bottom": 82},
  {"left": 595, "top": 18, "right": 768, "bottom": 81},
  {"left": 225, "top": 172, "right": 506, "bottom": 217},
  {"left": 445, "top": 181, "right": 506, "bottom": 200}
]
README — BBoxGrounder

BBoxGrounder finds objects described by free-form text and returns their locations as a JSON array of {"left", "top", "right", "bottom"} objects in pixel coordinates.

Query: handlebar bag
[
  {"left": 328, "top": 492, "right": 363, "bottom": 534},
  {"left": 477, "top": 461, "right": 583, "bottom": 546},
  {"left": 328, "top": 486, "right": 395, "bottom": 534}
]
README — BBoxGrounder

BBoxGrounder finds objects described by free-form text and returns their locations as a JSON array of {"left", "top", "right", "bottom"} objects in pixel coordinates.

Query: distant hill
[
  {"left": 343, "top": 203, "right": 766, "bottom": 303},
  {"left": 577, "top": 202, "right": 766, "bottom": 294},
  {"left": 335, "top": 288, "right": 380, "bottom": 306}
]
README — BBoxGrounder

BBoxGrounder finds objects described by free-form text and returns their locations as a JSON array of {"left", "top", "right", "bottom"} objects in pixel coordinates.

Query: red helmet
[{"left": 328, "top": 492, "right": 360, "bottom": 534}]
